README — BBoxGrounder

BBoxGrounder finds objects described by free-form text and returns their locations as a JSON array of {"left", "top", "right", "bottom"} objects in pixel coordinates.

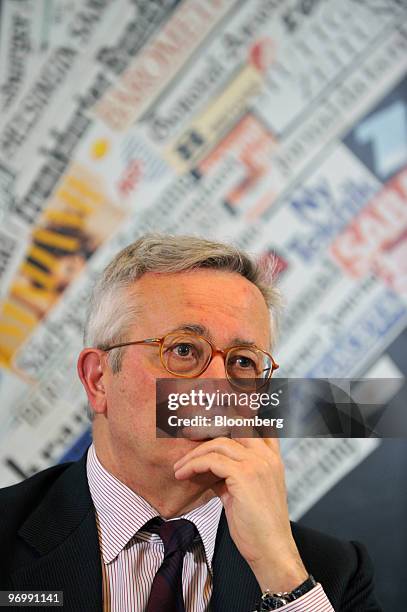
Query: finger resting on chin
[{"left": 174, "top": 437, "right": 247, "bottom": 469}]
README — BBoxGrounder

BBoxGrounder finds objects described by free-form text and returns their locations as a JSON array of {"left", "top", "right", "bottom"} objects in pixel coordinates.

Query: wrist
[{"left": 250, "top": 554, "right": 308, "bottom": 593}]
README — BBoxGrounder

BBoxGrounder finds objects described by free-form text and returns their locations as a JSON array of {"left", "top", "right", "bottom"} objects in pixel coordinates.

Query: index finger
[
  {"left": 263, "top": 435, "right": 281, "bottom": 454},
  {"left": 232, "top": 434, "right": 281, "bottom": 456}
]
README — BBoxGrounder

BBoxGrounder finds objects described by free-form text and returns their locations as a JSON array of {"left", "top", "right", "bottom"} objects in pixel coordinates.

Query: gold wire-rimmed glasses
[{"left": 101, "top": 331, "right": 279, "bottom": 390}]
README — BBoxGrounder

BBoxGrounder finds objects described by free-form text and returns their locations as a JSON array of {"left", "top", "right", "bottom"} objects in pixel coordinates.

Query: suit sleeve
[
  {"left": 251, "top": 540, "right": 382, "bottom": 612},
  {"left": 340, "top": 541, "right": 383, "bottom": 612},
  {"left": 291, "top": 523, "right": 383, "bottom": 612}
]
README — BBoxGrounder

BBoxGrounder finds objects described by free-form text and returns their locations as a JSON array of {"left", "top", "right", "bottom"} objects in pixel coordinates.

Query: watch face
[
  {"left": 274, "top": 597, "right": 289, "bottom": 607},
  {"left": 261, "top": 594, "right": 289, "bottom": 610}
]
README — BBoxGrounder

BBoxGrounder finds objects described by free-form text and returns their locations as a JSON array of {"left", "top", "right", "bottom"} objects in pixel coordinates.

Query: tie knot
[{"left": 146, "top": 518, "right": 198, "bottom": 557}]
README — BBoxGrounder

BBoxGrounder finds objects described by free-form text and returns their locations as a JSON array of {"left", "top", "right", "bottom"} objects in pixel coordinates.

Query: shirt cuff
[{"left": 276, "top": 584, "right": 334, "bottom": 611}]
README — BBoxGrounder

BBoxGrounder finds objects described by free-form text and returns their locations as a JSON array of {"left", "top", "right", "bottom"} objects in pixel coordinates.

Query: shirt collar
[{"left": 87, "top": 443, "right": 223, "bottom": 571}]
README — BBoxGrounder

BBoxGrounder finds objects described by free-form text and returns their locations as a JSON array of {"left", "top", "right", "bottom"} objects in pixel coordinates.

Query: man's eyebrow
[
  {"left": 170, "top": 323, "right": 212, "bottom": 338},
  {"left": 169, "top": 324, "right": 256, "bottom": 347},
  {"left": 230, "top": 338, "right": 257, "bottom": 347}
]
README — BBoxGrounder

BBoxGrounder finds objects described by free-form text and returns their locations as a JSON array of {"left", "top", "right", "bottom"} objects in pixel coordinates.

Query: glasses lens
[
  {"left": 226, "top": 348, "right": 272, "bottom": 389},
  {"left": 162, "top": 333, "right": 211, "bottom": 376}
]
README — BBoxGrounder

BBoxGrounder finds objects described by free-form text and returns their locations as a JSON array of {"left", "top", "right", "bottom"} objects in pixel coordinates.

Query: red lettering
[{"left": 331, "top": 171, "right": 407, "bottom": 278}]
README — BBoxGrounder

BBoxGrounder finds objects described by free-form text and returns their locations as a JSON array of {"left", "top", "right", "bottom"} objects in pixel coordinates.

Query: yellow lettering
[
  {"left": 32, "top": 229, "right": 79, "bottom": 252},
  {"left": 65, "top": 175, "right": 104, "bottom": 204},
  {"left": 44, "top": 209, "right": 84, "bottom": 228},
  {"left": 11, "top": 281, "right": 54, "bottom": 303},
  {"left": 55, "top": 188, "right": 94, "bottom": 214},
  {"left": 2, "top": 301, "right": 37, "bottom": 326},
  {"left": 20, "top": 262, "right": 56, "bottom": 289},
  {"left": 27, "top": 245, "right": 59, "bottom": 271}
]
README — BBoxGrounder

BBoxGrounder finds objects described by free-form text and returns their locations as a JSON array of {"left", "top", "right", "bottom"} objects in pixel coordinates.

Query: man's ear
[{"left": 77, "top": 348, "right": 109, "bottom": 415}]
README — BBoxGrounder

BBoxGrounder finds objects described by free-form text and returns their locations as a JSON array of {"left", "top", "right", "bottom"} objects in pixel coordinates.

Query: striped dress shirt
[{"left": 87, "top": 444, "right": 333, "bottom": 611}]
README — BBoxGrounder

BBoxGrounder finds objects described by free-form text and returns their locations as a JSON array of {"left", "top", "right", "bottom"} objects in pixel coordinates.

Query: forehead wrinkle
[{"left": 168, "top": 322, "right": 256, "bottom": 348}]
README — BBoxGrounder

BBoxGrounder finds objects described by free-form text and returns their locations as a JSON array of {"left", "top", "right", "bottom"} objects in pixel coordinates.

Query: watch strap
[
  {"left": 285, "top": 574, "right": 317, "bottom": 601},
  {"left": 255, "top": 574, "right": 318, "bottom": 610}
]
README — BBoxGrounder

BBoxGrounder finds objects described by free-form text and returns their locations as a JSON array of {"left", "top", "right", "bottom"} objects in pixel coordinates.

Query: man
[{"left": 0, "top": 234, "right": 381, "bottom": 611}]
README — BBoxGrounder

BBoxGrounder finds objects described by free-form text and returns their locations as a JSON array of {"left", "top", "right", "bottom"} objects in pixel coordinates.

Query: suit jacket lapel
[
  {"left": 11, "top": 454, "right": 103, "bottom": 612},
  {"left": 212, "top": 510, "right": 261, "bottom": 612}
]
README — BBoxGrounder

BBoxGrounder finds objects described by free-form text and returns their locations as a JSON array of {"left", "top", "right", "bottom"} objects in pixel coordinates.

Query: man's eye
[
  {"left": 172, "top": 343, "right": 195, "bottom": 357},
  {"left": 231, "top": 356, "right": 256, "bottom": 369}
]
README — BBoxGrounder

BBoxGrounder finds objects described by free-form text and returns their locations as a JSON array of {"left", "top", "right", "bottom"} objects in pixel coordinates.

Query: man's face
[{"left": 94, "top": 269, "right": 271, "bottom": 476}]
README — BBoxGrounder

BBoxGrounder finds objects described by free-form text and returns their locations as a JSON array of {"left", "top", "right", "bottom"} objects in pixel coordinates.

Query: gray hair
[{"left": 85, "top": 233, "right": 281, "bottom": 375}]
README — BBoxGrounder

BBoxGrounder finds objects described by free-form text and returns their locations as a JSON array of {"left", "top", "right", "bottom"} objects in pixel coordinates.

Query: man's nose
[{"left": 200, "top": 353, "right": 227, "bottom": 379}]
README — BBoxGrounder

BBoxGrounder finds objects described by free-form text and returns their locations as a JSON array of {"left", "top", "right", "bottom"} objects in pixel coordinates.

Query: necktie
[{"left": 145, "top": 517, "right": 198, "bottom": 612}]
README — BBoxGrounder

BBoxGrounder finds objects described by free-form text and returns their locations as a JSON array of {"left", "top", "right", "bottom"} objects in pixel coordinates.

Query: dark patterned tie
[{"left": 145, "top": 517, "right": 198, "bottom": 612}]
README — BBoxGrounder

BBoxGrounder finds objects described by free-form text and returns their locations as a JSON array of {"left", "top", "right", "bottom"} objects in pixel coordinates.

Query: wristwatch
[{"left": 253, "top": 575, "right": 317, "bottom": 610}]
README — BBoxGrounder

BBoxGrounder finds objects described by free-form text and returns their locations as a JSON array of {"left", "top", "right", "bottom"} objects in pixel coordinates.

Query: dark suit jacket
[{"left": 0, "top": 453, "right": 382, "bottom": 611}]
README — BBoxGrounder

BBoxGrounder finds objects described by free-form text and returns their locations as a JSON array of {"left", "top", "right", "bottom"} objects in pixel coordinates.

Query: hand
[{"left": 173, "top": 436, "right": 308, "bottom": 593}]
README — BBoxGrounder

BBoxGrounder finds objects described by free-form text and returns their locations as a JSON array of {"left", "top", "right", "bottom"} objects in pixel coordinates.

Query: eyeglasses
[{"left": 101, "top": 331, "right": 279, "bottom": 390}]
